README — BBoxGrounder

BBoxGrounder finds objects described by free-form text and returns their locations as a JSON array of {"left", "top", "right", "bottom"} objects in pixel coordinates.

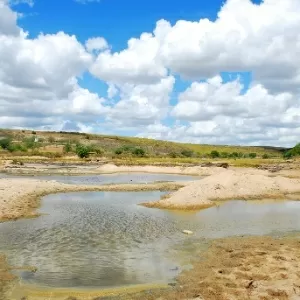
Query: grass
[{"left": 0, "top": 128, "right": 289, "bottom": 166}]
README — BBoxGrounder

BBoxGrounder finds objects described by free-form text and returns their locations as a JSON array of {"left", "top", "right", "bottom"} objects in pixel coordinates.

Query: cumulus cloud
[
  {"left": 90, "top": 31, "right": 168, "bottom": 85},
  {"left": 1, "top": 0, "right": 300, "bottom": 146},
  {"left": 85, "top": 37, "right": 109, "bottom": 53}
]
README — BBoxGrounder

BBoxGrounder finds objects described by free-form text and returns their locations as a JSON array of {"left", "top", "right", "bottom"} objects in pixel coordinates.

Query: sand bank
[
  {"left": 132, "top": 235, "right": 300, "bottom": 300},
  {"left": 0, "top": 178, "right": 184, "bottom": 222},
  {"left": 1, "top": 161, "right": 228, "bottom": 176},
  {"left": 143, "top": 168, "right": 300, "bottom": 209}
]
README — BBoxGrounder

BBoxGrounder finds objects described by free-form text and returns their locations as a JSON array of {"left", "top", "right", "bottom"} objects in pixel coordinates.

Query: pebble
[{"left": 182, "top": 230, "right": 193, "bottom": 235}]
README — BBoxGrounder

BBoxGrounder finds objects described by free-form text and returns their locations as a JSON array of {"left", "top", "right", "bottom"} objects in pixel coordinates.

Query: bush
[
  {"left": 249, "top": 153, "right": 257, "bottom": 159},
  {"left": 90, "top": 145, "right": 104, "bottom": 155},
  {"left": 115, "top": 148, "right": 123, "bottom": 155},
  {"left": 0, "top": 138, "right": 11, "bottom": 150},
  {"left": 262, "top": 154, "right": 270, "bottom": 159},
  {"left": 283, "top": 143, "right": 300, "bottom": 159},
  {"left": 132, "top": 147, "right": 145, "bottom": 157},
  {"left": 210, "top": 150, "right": 220, "bottom": 158},
  {"left": 23, "top": 137, "right": 36, "bottom": 149},
  {"left": 32, "top": 131, "right": 36, "bottom": 135},
  {"left": 63, "top": 142, "right": 72, "bottom": 153},
  {"left": 168, "top": 152, "right": 178, "bottom": 158},
  {"left": 181, "top": 150, "right": 194, "bottom": 157},
  {"left": 75, "top": 144, "right": 90, "bottom": 158},
  {"left": 220, "top": 152, "right": 229, "bottom": 158},
  {"left": 48, "top": 136, "right": 55, "bottom": 143},
  {"left": 230, "top": 152, "right": 239, "bottom": 158},
  {"left": 7, "top": 143, "right": 27, "bottom": 152}
]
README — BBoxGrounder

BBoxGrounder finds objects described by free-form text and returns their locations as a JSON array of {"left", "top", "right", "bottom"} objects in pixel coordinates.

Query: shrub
[
  {"left": 283, "top": 151, "right": 293, "bottom": 159},
  {"left": 48, "top": 136, "right": 55, "bottom": 143},
  {"left": 262, "top": 154, "right": 270, "bottom": 159},
  {"left": 220, "top": 152, "right": 229, "bottom": 158},
  {"left": 181, "top": 150, "right": 194, "bottom": 157},
  {"left": 230, "top": 152, "right": 239, "bottom": 158},
  {"left": 283, "top": 143, "right": 300, "bottom": 158},
  {"left": 210, "top": 150, "right": 220, "bottom": 158},
  {"left": 249, "top": 153, "right": 257, "bottom": 159},
  {"left": 75, "top": 144, "right": 90, "bottom": 158},
  {"left": 31, "top": 131, "right": 36, "bottom": 135},
  {"left": 63, "top": 142, "right": 72, "bottom": 153},
  {"left": 0, "top": 138, "right": 11, "bottom": 150},
  {"left": 115, "top": 148, "right": 123, "bottom": 155},
  {"left": 169, "top": 152, "right": 178, "bottom": 158},
  {"left": 90, "top": 144, "right": 104, "bottom": 155},
  {"left": 132, "top": 147, "right": 145, "bottom": 157},
  {"left": 7, "top": 143, "right": 27, "bottom": 152},
  {"left": 23, "top": 137, "right": 36, "bottom": 149}
]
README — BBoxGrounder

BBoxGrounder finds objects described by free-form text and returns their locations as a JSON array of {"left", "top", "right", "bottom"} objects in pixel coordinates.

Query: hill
[{"left": 0, "top": 128, "right": 288, "bottom": 166}]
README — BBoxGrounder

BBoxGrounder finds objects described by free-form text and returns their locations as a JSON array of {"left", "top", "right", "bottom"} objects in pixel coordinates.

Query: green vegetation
[
  {"left": 249, "top": 153, "right": 257, "bottom": 159},
  {"left": 0, "top": 138, "right": 11, "bottom": 150},
  {"left": 63, "top": 142, "right": 72, "bottom": 153},
  {"left": 283, "top": 143, "right": 300, "bottom": 159},
  {"left": 75, "top": 144, "right": 90, "bottom": 159},
  {"left": 0, "top": 129, "right": 289, "bottom": 166}
]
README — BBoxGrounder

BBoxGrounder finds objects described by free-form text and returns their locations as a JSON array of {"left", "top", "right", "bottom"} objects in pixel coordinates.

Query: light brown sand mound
[{"left": 144, "top": 169, "right": 300, "bottom": 209}]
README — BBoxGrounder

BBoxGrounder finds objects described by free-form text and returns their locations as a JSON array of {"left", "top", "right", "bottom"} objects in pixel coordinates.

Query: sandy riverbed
[
  {"left": 143, "top": 168, "right": 300, "bottom": 209},
  {"left": 1, "top": 165, "right": 300, "bottom": 221}
]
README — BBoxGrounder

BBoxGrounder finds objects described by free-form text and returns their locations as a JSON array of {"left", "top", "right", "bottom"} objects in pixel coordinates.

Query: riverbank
[
  {"left": 143, "top": 168, "right": 300, "bottom": 209},
  {"left": 1, "top": 165, "right": 300, "bottom": 221},
  {"left": 132, "top": 234, "right": 300, "bottom": 300}
]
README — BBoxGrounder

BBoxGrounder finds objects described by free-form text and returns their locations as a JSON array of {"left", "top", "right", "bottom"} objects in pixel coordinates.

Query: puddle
[
  {"left": 0, "top": 172, "right": 199, "bottom": 185},
  {"left": 0, "top": 194, "right": 300, "bottom": 290}
]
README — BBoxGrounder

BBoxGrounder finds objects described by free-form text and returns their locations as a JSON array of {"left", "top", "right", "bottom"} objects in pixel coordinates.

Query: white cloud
[
  {"left": 157, "top": 0, "right": 300, "bottom": 93},
  {"left": 106, "top": 76, "right": 175, "bottom": 126},
  {"left": 90, "top": 29, "right": 168, "bottom": 85},
  {"left": 1, "top": 0, "right": 300, "bottom": 147},
  {"left": 85, "top": 37, "right": 109, "bottom": 53}
]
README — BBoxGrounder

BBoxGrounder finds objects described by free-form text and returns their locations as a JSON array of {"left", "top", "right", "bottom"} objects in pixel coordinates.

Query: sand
[
  {"left": 131, "top": 235, "right": 300, "bottom": 300},
  {"left": 144, "top": 168, "right": 300, "bottom": 209}
]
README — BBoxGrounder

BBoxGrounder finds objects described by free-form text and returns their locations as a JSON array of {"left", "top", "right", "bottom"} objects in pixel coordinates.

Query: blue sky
[{"left": 1, "top": 0, "right": 299, "bottom": 146}]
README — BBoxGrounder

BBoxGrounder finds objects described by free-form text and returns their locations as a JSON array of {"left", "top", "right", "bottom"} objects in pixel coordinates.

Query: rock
[{"left": 182, "top": 230, "right": 193, "bottom": 235}]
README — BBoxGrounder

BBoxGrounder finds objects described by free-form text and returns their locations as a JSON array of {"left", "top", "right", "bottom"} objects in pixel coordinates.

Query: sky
[{"left": 0, "top": 0, "right": 299, "bottom": 147}]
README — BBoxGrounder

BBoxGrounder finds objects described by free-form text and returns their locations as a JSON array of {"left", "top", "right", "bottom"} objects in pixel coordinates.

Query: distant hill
[{"left": 0, "top": 128, "right": 285, "bottom": 160}]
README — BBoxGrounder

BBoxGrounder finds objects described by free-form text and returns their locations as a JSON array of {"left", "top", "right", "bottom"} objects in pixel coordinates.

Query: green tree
[
  {"left": 249, "top": 153, "right": 257, "bottom": 159},
  {"left": 210, "top": 150, "right": 220, "bottom": 158},
  {"left": 0, "top": 138, "right": 11, "bottom": 150},
  {"left": 181, "top": 149, "right": 194, "bottom": 157},
  {"left": 132, "top": 147, "right": 145, "bottom": 157},
  {"left": 75, "top": 144, "right": 90, "bottom": 158},
  {"left": 115, "top": 148, "right": 123, "bottom": 155}
]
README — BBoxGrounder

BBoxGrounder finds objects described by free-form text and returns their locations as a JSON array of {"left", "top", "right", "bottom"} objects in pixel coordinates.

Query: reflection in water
[
  {"left": 0, "top": 193, "right": 300, "bottom": 289},
  {"left": 0, "top": 172, "right": 199, "bottom": 185}
]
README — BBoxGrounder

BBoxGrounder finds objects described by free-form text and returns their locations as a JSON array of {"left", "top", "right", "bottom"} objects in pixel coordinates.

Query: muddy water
[
  {"left": 0, "top": 195, "right": 300, "bottom": 290},
  {"left": 0, "top": 172, "right": 199, "bottom": 185}
]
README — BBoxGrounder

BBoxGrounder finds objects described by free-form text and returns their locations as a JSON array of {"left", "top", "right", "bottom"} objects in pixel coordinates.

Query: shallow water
[
  {"left": 0, "top": 172, "right": 199, "bottom": 185},
  {"left": 0, "top": 193, "right": 300, "bottom": 290}
]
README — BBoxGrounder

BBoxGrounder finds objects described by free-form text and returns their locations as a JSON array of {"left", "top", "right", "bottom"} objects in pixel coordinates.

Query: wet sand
[{"left": 132, "top": 235, "right": 300, "bottom": 300}]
